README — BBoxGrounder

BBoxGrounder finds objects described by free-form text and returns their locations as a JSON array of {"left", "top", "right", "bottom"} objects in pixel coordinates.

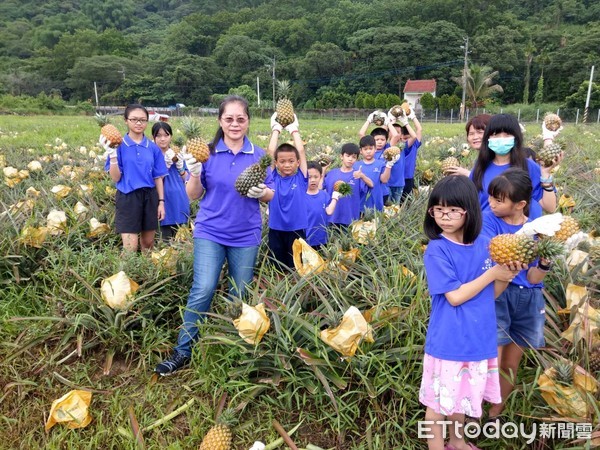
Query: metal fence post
[
  {"left": 517, "top": 109, "right": 521, "bottom": 121},
  {"left": 576, "top": 109, "right": 579, "bottom": 124},
  {"left": 536, "top": 109, "right": 540, "bottom": 123},
  {"left": 435, "top": 109, "right": 438, "bottom": 123},
  {"left": 450, "top": 109, "right": 453, "bottom": 124}
]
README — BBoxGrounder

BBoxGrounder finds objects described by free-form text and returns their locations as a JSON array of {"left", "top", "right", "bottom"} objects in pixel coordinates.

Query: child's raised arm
[
  {"left": 268, "top": 112, "right": 282, "bottom": 162},
  {"left": 358, "top": 111, "right": 376, "bottom": 138},
  {"left": 286, "top": 115, "right": 307, "bottom": 177}
]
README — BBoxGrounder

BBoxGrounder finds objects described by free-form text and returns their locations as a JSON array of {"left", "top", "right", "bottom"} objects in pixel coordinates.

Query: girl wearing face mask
[{"left": 470, "top": 114, "right": 557, "bottom": 219}]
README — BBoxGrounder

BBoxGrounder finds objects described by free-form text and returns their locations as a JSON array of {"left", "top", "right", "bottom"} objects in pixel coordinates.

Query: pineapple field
[{"left": 1, "top": 115, "right": 600, "bottom": 449}]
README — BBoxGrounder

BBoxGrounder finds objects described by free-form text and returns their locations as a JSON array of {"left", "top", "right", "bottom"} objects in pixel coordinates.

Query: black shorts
[
  {"left": 268, "top": 228, "right": 306, "bottom": 271},
  {"left": 115, "top": 187, "right": 159, "bottom": 233}
]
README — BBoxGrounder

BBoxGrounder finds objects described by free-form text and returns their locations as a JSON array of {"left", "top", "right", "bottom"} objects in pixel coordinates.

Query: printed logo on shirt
[
  {"left": 482, "top": 257, "right": 493, "bottom": 271},
  {"left": 291, "top": 183, "right": 297, "bottom": 190},
  {"left": 373, "top": 167, "right": 380, "bottom": 173}
]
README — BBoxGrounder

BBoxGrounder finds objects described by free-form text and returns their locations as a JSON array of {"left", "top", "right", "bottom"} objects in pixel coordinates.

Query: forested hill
[{"left": 1, "top": 0, "right": 599, "bottom": 107}]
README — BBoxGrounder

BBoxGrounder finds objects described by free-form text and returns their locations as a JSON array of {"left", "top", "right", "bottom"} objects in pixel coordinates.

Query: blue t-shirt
[
  {"left": 404, "top": 139, "right": 422, "bottom": 179},
  {"left": 305, "top": 190, "right": 331, "bottom": 246},
  {"left": 104, "top": 134, "right": 168, "bottom": 194},
  {"left": 471, "top": 158, "right": 544, "bottom": 219},
  {"left": 374, "top": 142, "right": 390, "bottom": 196},
  {"left": 161, "top": 164, "right": 190, "bottom": 226},
  {"left": 266, "top": 168, "right": 308, "bottom": 231},
  {"left": 387, "top": 146, "right": 406, "bottom": 188},
  {"left": 423, "top": 235, "right": 498, "bottom": 361},
  {"left": 323, "top": 168, "right": 368, "bottom": 225},
  {"left": 195, "top": 137, "right": 272, "bottom": 247},
  {"left": 353, "top": 159, "right": 386, "bottom": 211},
  {"left": 481, "top": 212, "right": 542, "bottom": 288}
]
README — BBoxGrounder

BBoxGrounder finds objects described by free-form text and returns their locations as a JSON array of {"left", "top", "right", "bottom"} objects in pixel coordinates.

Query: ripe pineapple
[
  {"left": 383, "top": 146, "right": 401, "bottom": 161},
  {"left": 275, "top": 80, "right": 294, "bottom": 128},
  {"left": 441, "top": 156, "right": 460, "bottom": 175},
  {"left": 553, "top": 361, "right": 574, "bottom": 385},
  {"left": 590, "top": 347, "right": 600, "bottom": 373},
  {"left": 554, "top": 216, "right": 580, "bottom": 242},
  {"left": 400, "top": 102, "right": 411, "bottom": 116},
  {"left": 371, "top": 111, "right": 387, "bottom": 126},
  {"left": 333, "top": 180, "right": 353, "bottom": 197},
  {"left": 544, "top": 113, "right": 562, "bottom": 131},
  {"left": 389, "top": 105, "right": 404, "bottom": 118},
  {"left": 489, "top": 234, "right": 537, "bottom": 265},
  {"left": 536, "top": 141, "right": 564, "bottom": 167},
  {"left": 95, "top": 113, "right": 123, "bottom": 148},
  {"left": 235, "top": 155, "right": 272, "bottom": 196},
  {"left": 182, "top": 116, "right": 210, "bottom": 163},
  {"left": 198, "top": 409, "right": 236, "bottom": 450},
  {"left": 317, "top": 153, "right": 332, "bottom": 167}
]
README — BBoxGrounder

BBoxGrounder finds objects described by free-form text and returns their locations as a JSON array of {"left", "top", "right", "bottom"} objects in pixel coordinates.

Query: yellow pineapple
[
  {"left": 275, "top": 80, "right": 294, "bottom": 128},
  {"left": 234, "top": 155, "right": 272, "bottom": 196},
  {"left": 333, "top": 180, "right": 353, "bottom": 197},
  {"left": 198, "top": 409, "right": 236, "bottom": 450},
  {"left": 544, "top": 113, "right": 562, "bottom": 131},
  {"left": 489, "top": 234, "right": 537, "bottom": 265},
  {"left": 536, "top": 141, "right": 564, "bottom": 167},
  {"left": 590, "top": 347, "right": 600, "bottom": 374},
  {"left": 182, "top": 116, "right": 210, "bottom": 163},
  {"left": 95, "top": 113, "right": 123, "bottom": 148},
  {"left": 383, "top": 146, "right": 401, "bottom": 161},
  {"left": 371, "top": 110, "right": 387, "bottom": 126},
  {"left": 441, "top": 156, "right": 460, "bottom": 175},
  {"left": 389, "top": 105, "right": 404, "bottom": 118},
  {"left": 554, "top": 216, "right": 580, "bottom": 242}
]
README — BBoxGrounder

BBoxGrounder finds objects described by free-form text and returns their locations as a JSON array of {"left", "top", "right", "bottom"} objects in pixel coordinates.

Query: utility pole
[
  {"left": 271, "top": 56, "right": 276, "bottom": 109},
  {"left": 583, "top": 65, "right": 595, "bottom": 124},
  {"left": 460, "top": 36, "right": 469, "bottom": 122},
  {"left": 257, "top": 76, "right": 260, "bottom": 107},
  {"left": 94, "top": 82, "right": 99, "bottom": 108}
]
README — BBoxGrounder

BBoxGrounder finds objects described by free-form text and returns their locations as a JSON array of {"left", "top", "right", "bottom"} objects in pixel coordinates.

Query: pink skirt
[{"left": 419, "top": 353, "right": 501, "bottom": 418}]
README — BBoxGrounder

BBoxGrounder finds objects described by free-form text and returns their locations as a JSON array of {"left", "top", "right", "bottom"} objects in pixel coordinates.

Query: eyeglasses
[
  {"left": 221, "top": 117, "right": 248, "bottom": 125},
  {"left": 127, "top": 118, "right": 148, "bottom": 124},
  {"left": 428, "top": 208, "right": 467, "bottom": 220}
]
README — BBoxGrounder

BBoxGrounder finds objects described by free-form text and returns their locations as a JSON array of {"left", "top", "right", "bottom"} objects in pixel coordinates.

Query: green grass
[{"left": 1, "top": 115, "right": 599, "bottom": 449}]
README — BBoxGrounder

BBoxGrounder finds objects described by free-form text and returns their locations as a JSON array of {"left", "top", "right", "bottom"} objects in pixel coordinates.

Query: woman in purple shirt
[{"left": 155, "top": 96, "right": 274, "bottom": 376}]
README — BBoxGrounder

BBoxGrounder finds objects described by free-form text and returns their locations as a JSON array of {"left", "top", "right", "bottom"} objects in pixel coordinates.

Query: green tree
[
  {"left": 534, "top": 75, "right": 544, "bottom": 105},
  {"left": 386, "top": 94, "right": 401, "bottom": 109},
  {"left": 453, "top": 64, "right": 504, "bottom": 107},
  {"left": 374, "top": 93, "right": 387, "bottom": 109},
  {"left": 354, "top": 95, "right": 364, "bottom": 109},
  {"left": 564, "top": 81, "right": 600, "bottom": 109},
  {"left": 363, "top": 94, "right": 375, "bottom": 109},
  {"left": 420, "top": 93, "right": 437, "bottom": 110},
  {"left": 522, "top": 39, "right": 535, "bottom": 104},
  {"left": 229, "top": 85, "right": 258, "bottom": 106}
]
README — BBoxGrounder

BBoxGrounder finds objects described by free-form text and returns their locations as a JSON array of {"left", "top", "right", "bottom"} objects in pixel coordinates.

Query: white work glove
[
  {"left": 175, "top": 153, "right": 185, "bottom": 171},
  {"left": 542, "top": 121, "right": 563, "bottom": 141},
  {"left": 164, "top": 148, "right": 175, "bottom": 169},
  {"left": 249, "top": 442, "right": 266, "bottom": 450},
  {"left": 99, "top": 135, "right": 117, "bottom": 159},
  {"left": 397, "top": 111, "right": 409, "bottom": 127},
  {"left": 270, "top": 112, "right": 283, "bottom": 133},
  {"left": 386, "top": 153, "right": 401, "bottom": 168},
  {"left": 285, "top": 114, "right": 299, "bottom": 134},
  {"left": 406, "top": 107, "right": 416, "bottom": 120},
  {"left": 516, "top": 213, "right": 564, "bottom": 238},
  {"left": 565, "top": 231, "right": 589, "bottom": 253},
  {"left": 331, "top": 191, "right": 342, "bottom": 200},
  {"left": 247, "top": 183, "right": 267, "bottom": 199},
  {"left": 183, "top": 152, "right": 202, "bottom": 177}
]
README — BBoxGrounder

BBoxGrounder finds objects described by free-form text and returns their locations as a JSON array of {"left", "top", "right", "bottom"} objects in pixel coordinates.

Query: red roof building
[{"left": 403, "top": 79, "right": 437, "bottom": 109}]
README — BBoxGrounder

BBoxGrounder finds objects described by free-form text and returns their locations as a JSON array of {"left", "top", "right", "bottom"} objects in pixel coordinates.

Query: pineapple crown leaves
[
  {"left": 94, "top": 113, "right": 111, "bottom": 127},
  {"left": 259, "top": 154, "right": 273, "bottom": 170},
  {"left": 334, "top": 181, "right": 353, "bottom": 197},
  {"left": 181, "top": 116, "right": 202, "bottom": 140},
  {"left": 276, "top": 80, "right": 291, "bottom": 99},
  {"left": 536, "top": 237, "right": 566, "bottom": 261}
]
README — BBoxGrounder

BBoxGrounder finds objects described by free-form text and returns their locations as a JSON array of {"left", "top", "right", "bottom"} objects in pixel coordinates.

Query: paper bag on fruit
[
  {"left": 320, "top": 306, "right": 374, "bottom": 357},
  {"left": 45, "top": 390, "right": 92, "bottom": 431},
  {"left": 150, "top": 247, "right": 179, "bottom": 275},
  {"left": 538, "top": 365, "right": 598, "bottom": 418},
  {"left": 561, "top": 305, "right": 600, "bottom": 346},
  {"left": 351, "top": 219, "right": 377, "bottom": 245},
  {"left": 293, "top": 238, "right": 325, "bottom": 276},
  {"left": 233, "top": 303, "right": 270, "bottom": 345},
  {"left": 20, "top": 226, "right": 49, "bottom": 248},
  {"left": 557, "top": 283, "right": 588, "bottom": 314},
  {"left": 100, "top": 271, "right": 139, "bottom": 309}
]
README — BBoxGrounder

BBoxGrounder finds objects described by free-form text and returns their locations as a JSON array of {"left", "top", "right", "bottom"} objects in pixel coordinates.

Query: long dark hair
[
  {"left": 210, "top": 95, "right": 250, "bottom": 153},
  {"left": 424, "top": 175, "right": 482, "bottom": 244},
  {"left": 472, "top": 114, "right": 527, "bottom": 191},
  {"left": 488, "top": 167, "right": 532, "bottom": 216}
]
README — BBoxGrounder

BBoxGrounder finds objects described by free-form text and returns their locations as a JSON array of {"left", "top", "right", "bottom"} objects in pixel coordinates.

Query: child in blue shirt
[
  {"left": 305, "top": 161, "right": 340, "bottom": 249},
  {"left": 480, "top": 168, "right": 553, "bottom": 421},
  {"left": 354, "top": 135, "right": 399, "bottom": 211},
  {"left": 151, "top": 122, "right": 190, "bottom": 241},
  {"left": 323, "top": 143, "right": 372, "bottom": 229},
  {"left": 393, "top": 109, "right": 422, "bottom": 203},
  {"left": 421, "top": 175, "right": 517, "bottom": 450},
  {"left": 266, "top": 113, "right": 308, "bottom": 271}
]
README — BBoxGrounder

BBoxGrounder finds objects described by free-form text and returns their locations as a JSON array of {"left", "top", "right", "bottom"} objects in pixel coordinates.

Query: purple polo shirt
[
  {"left": 195, "top": 137, "right": 270, "bottom": 247},
  {"left": 161, "top": 163, "right": 190, "bottom": 226},
  {"left": 323, "top": 168, "right": 368, "bottom": 225},
  {"left": 265, "top": 168, "right": 308, "bottom": 231},
  {"left": 104, "top": 134, "right": 168, "bottom": 194}
]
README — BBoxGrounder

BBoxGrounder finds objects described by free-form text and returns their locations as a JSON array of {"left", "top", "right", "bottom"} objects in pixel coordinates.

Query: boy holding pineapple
[
  {"left": 323, "top": 143, "right": 372, "bottom": 229},
  {"left": 266, "top": 113, "right": 308, "bottom": 271}
]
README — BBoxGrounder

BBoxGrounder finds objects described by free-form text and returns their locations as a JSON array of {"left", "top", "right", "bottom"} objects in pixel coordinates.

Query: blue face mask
[{"left": 488, "top": 137, "right": 515, "bottom": 155}]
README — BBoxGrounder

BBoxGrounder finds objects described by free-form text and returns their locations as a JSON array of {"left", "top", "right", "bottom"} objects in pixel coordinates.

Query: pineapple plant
[
  {"left": 441, "top": 156, "right": 460, "bottom": 175},
  {"left": 383, "top": 146, "right": 401, "bottom": 161},
  {"left": 333, "top": 180, "right": 353, "bottom": 197},
  {"left": 95, "top": 113, "right": 123, "bottom": 148},
  {"left": 589, "top": 347, "right": 600, "bottom": 374},
  {"left": 536, "top": 140, "right": 565, "bottom": 167},
  {"left": 553, "top": 360, "right": 574, "bottom": 385},
  {"left": 544, "top": 113, "right": 562, "bottom": 131},
  {"left": 371, "top": 111, "right": 387, "bottom": 126},
  {"left": 536, "top": 237, "right": 567, "bottom": 261},
  {"left": 489, "top": 234, "right": 538, "bottom": 265},
  {"left": 275, "top": 80, "right": 295, "bottom": 128},
  {"left": 554, "top": 216, "right": 580, "bottom": 242},
  {"left": 234, "top": 155, "right": 272, "bottom": 196},
  {"left": 182, "top": 116, "right": 210, "bottom": 163},
  {"left": 198, "top": 408, "right": 236, "bottom": 450}
]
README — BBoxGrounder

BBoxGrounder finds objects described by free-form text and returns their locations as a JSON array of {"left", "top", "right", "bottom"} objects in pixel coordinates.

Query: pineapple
[
  {"left": 553, "top": 361, "right": 574, "bottom": 385},
  {"left": 389, "top": 105, "right": 404, "bottom": 118},
  {"left": 537, "top": 237, "right": 566, "bottom": 261},
  {"left": 544, "top": 113, "right": 562, "bottom": 132},
  {"left": 182, "top": 116, "right": 210, "bottom": 163},
  {"left": 333, "top": 180, "right": 353, "bottom": 197},
  {"left": 589, "top": 347, "right": 600, "bottom": 373},
  {"left": 400, "top": 102, "right": 411, "bottom": 116},
  {"left": 235, "top": 155, "right": 272, "bottom": 196},
  {"left": 317, "top": 153, "right": 332, "bottom": 167},
  {"left": 441, "top": 156, "right": 460, "bottom": 175},
  {"left": 383, "top": 146, "right": 401, "bottom": 161},
  {"left": 554, "top": 216, "right": 580, "bottom": 242},
  {"left": 198, "top": 409, "right": 236, "bottom": 450},
  {"left": 275, "top": 80, "right": 294, "bottom": 128},
  {"left": 489, "top": 234, "right": 537, "bottom": 265},
  {"left": 371, "top": 111, "right": 387, "bottom": 127},
  {"left": 95, "top": 113, "right": 122, "bottom": 148},
  {"left": 536, "top": 141, "right": 564, "bottom": 167}
]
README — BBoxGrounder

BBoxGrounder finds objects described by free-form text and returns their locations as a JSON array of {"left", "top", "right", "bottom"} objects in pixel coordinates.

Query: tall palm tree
[{"left": 453, "top": 64, "right": 503, "bottom": 107}]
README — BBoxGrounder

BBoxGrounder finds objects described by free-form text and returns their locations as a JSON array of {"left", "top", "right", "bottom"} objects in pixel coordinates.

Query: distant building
[{"left": 403, "top": 79, "right": 437, "bottom": 111}]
